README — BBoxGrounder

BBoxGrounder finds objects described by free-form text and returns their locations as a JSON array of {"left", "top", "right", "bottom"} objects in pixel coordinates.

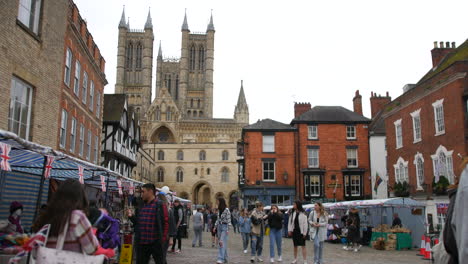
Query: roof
[
  {"left": 243, "top": 118, "right": 296, "bottom": 131},
  {"left": 103, "top": 94, "right": 126, "bottom": 122},
  {"left": 369, "top": 111, "right": 386, "bottom": 136},
  {"left": 292, "top": 106, "right": 371, "bottom": 124},
  {"left": 418, "top": 39, "right": 468, "bottom": 84}
]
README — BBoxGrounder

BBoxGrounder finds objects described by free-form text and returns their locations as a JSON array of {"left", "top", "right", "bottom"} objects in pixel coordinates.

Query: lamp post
[{"left": 283, "top": 171, "right": 288, "bottom": 182}]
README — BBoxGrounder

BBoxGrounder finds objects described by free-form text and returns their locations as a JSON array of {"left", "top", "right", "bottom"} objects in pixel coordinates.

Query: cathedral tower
[
  {"left": 234, "top": 80, "right": 249, "bottom": 124},
  {"left": 115, "top": 7, "right": 154, "bottom": 116}
]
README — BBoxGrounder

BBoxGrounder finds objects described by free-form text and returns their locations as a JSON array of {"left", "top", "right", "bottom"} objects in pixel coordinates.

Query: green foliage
[
  {"left": 432, "top": 176, "right": 449, "bottom": 195},
  {"left": 394, "top": 181, "right": 410, "bottom": 197}
]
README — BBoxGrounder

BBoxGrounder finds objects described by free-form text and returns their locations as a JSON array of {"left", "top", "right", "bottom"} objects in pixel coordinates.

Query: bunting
[
  {"left": 44, "top": 155, "right": 54, "bottom": 179},
  {"left": 100, "top": 175, "right": 106, "bottom": 192},
  {"left": 78, "top": 165, "right": 84, "bottom": 184},
  {"left": 0, "top": 142, "right": 12, "bottom": 171}
]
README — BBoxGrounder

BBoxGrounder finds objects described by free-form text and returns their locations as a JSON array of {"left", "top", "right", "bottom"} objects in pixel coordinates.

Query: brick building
[
  {"left": 0, "top": 0, "right": 106, "bottom": 165},
  {"left": 382, "top": 40, "right": 468, "bottom": 229},
  {"left": 291, "top": 98, "right": 372, "bottom": 202},
  {"left": 239, "top": 119, "right": 297, "bottom": 209}
]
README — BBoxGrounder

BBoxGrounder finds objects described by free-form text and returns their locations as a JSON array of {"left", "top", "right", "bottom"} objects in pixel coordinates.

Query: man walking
[
  {"left": 192, "top": 208, "right": 204, "bottom": 247},
  {"left": 250, "top": 201, "right": 266, "bottom": 263},
  {"left": 170, "top": 199, "right": 184, "bottom": 253},
  {"left": 133, "top": 183, "right": 169, "bottom": 264}
]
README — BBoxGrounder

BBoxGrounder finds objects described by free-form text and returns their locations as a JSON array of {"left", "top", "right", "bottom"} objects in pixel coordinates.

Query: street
[{"left": 165, "top": 229, "right": 429, "bottom": 264}]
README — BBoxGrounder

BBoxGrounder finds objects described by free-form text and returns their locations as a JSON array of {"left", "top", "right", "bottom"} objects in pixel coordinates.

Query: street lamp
[{"left": 283, "top": 171, "right": 288, "bottom": 181}]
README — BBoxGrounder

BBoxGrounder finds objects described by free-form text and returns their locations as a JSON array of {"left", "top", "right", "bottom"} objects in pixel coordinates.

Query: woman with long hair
[
  {"left": 33, "top": 179, "right": 102, "bottom": 255},
  {"left": 288, "top": 201, "right": 308, "bottom": 264},
  {"left": 214, "top": 197, "right": 231, "bottom": 264},
  {"left": 267, "top": 205, "right": 283, "bottom": 263},
  {"left": 308, "top": 202, "right": 328, "bottom": 264}
]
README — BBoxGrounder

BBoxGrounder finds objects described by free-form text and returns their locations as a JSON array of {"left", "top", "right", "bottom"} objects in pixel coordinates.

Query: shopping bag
[{"left": 265, "top": 227, "right": 270, "bottom": 236}]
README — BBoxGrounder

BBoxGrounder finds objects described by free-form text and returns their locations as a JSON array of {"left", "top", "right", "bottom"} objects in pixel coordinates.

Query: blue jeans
[
  {"left": 313, "top": 236, "right": 324, "bottom": 264},
  {"left": 269, "top": 228, "right": 282, "bottom": 258},
  {"left": 217, "top": 224, "right": 229, "bottom": 262},
  {"left": 251, "top": 234, "right": 263, "bottom": 257},
  {"left": 241, "top": 232, "right": 250, "bottom": 251}
]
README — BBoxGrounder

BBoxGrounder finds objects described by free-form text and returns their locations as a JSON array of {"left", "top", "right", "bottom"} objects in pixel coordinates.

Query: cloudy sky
[{"left": 74, "top": 0, "right": 468, "bottom": 124}]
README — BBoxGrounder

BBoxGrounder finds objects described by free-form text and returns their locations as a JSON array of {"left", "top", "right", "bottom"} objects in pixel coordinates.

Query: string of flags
[{"left": 0, "top": 142, "right": 12, "bottom": 171}]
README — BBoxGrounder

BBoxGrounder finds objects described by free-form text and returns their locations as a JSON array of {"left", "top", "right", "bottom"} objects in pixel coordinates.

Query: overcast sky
[{"left": 74, "top": 0, "right": 468, "bottom": 124}]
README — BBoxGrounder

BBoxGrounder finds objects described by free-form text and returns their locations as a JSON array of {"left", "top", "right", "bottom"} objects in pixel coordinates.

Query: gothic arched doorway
[{"left": 193, "top": 181, "right": 212, "bottom": 207}]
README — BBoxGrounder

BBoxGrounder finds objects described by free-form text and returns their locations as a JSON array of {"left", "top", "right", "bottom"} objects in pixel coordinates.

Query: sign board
[{"left": 327, "top": 184, "right": 342, "bottom": 188}]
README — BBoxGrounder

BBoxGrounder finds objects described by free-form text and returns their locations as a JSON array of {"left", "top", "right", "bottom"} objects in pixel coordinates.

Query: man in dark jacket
[{"left": 170, "top": 199, "right": 184, "bottom": 253}]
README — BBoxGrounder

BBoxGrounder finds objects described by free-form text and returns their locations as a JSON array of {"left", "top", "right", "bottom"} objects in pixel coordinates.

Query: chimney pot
[
  {"left": 446, "top": 42, "right": 450, "bottom": 48},
  {"left": 386, "top": 91, "right": 389, "bottom": 97},
  {"left": 452, "top": 42, "right": 456, "bottom": 48},
  {"left": 434, "top": 41, "right": 438, "bottom": 48},
  {"left": 440, "top": 41, "right": 444, "bottom": 48}
]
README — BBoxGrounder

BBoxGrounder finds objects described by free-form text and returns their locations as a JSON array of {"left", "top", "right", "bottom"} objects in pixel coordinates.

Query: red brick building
[
  {"left": 239, "top": 119, "right": 297, "bottom": 208},
  {"left": 291, "top": 98, "right": 372, "bottom": 202},
  {"left": 58, "top": 1, "right": 107, "bottom": 164},
  {"left": 383, "top": 40, "right": 468, "bottom": 201}
]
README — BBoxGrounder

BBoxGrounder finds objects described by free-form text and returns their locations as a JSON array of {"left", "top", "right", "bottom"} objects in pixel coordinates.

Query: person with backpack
[{"left": 170, "top": 199, "right": 184, "bottom": 253}]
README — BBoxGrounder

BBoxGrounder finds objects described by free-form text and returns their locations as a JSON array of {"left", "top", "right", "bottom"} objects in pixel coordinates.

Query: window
[
  {"left": 222, "top": 150, "right": 229, "bottom": 161},
  {"left": 177, "top": 150, "right": 184, "bottom": 160},
  {"left": 18, "top": 0, "right": 42, "bottom": 34},
  {"left": 59, "top": 110, "right": 68, "bottom": 148},
  {"left": 221, "top": 167, "right": 229, "bottom": 182},
  {"left": 82, "top": 72, "right": 88, "bottom": 104},
  {"left": 262, "top": 160, "right": 275, "bottom": 181},
  {"left": 126, "top": 42, "right": 133, "bottom": 69},
  {"left": 157, "top": 167, "right": 164, "bottom": 182},
  {"left": 175, "top": 75, "right": 179, "bottom": 100},
  {"left": 199, "top": 150, "right": 206, "bottom": 161},
  {"left": 393, "top": 157, "right": 409, "bottom": 183},
  {"left": 207, "top": 168, "right": 211, "bottom": 175},
  {"left": 345, "top": 175, "right": 362, "bottom": 197},
  {"left": 157, "top": 150, "right": 164, "bottom": 161},
  {"left": 64, "top": 48, "right": 72, "bottom": 86},
  {"left": 79, "top": 125, "right": 84, "bottom": 156},
  {"left": 198, "top": 46, "right": 205, "bottom": 70},
  {"left": 304, "top": 175, "right": 322, "bottom": 197},
  {"left": 94, "top": 135, "right": 99, "bottom": 164},
  {"left": 411, "top": 109, "right": 422, "bottom": 143},
  {"left": 73, "top": 61, "right": 81, "bottom": 96},
  {"left": 136, "top": 43, "right": 142, "bottom": 69},
  {"left": 307, "top": 148, "right": 319, "bottom": 168},
  {"left": 431, "top": 145, "right": 454, "bottom": 184},
  {"left": 414, "top": 153, "right": 424, "bottom": 190},
  {"left": 70, "top": 117, "right": 77, "bottom": 152},
  {"left": 86, "top": 130, "right": 91, "bottom": 160},
  {"left": 194, "top": 168, "right": 198, "bottom": 175},
  {"left": 197, "top": 99, "right": 201, "bottom": 108},
  {"left": 346, "top": 125, "right": 356, "bottom": 139},
  {"left": 9, "top": 77, "right": 33, "bottom": 139},
  {"left": 155, "top": 107, "right": 161, "bottom": 120},
  {"left": 271, "top": 195, "right": 290, "bottom": 206},
  {"left": 166, "top": 108, "right": 171, "bottom": 121},
  {"left": 89, "top": 81, "right": 94, "bottom": 111},
  {"left": 394, "top": 119, "right": 403, "bottom": 149},
  {"left": 176, "top": 168, "right": 184, "bottom": 182},
  {"left": 262, "top": 135, "right": 275, "bottom": 152},
  {"left": 433, "top": 99, "right": 445, "bottom": 135},
  {"left": 346, "top": 148, "right": 358, "bottom": 168},
  {"left": 189, "top": 45, "right": 196, "bottom": 71},
  {"left": 308, "top": 125, "right": 318, "bottom": 139},
  {"left": 96, "top": 92, "right": 101, "bottom": 118},
  {"left": 165, "top": 74, "right": 172, "bottom": 92}
]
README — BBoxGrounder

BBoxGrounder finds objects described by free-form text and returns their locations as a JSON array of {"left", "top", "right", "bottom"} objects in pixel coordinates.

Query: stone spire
[
  {"left": 158, "top": 41, "right": 162, "bottom": 58},
  {"left": 207, "top": 10, "right": 215, "bottom": 31},
  {"left": 144, "top": 8, "right": 153, "bottom": 29},
  {"left": 119, "top": 6, "right": 127, "bottom": 28},
  {"left": 127, "top": 17, "right": 130, "bottom": 29},
  {"left": 182, "top": 9, "right": 189, "bottom": 31},
  {"left": 234, "top": 80, "right": 249, "bottom": 124}
]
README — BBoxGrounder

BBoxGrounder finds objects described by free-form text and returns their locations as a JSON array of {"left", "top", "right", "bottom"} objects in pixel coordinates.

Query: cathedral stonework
[{"left": 115, "top": 9, "right": 249, "bottom": 207}]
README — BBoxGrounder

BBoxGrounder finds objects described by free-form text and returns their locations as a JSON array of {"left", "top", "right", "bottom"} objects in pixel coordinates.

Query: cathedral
[{"left": 114, "top": 8, "right": 249, "bottom": 207}]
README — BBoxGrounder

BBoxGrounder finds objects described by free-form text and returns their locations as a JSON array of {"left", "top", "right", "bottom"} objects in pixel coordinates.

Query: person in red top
[{"left": 132, "top": 183, "right": 169, "bottom": 264}]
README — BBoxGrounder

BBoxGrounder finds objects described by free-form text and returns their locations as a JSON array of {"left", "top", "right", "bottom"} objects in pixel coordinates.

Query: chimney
[
  {"left": 353, "top": 90, "right": 363, "bottom": 115},
  {"left": 294, "top": 102, "right": 311, "bottom": 118},
  {"left": 431, "top": 41, "right": 456, "bottom": 67},
  {"left": 370, "top": 91, "right": 392, "bottom": 118}
]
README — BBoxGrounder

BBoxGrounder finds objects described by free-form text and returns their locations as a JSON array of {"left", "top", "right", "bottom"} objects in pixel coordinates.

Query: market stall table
[{"left": 370, "top": 232, "right": 412, "bottom": 250}]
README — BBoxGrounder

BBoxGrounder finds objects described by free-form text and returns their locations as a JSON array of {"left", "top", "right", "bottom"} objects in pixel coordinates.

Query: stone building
[
  {"left": 115, "top": 9, "right": 249, "bottom": 207},
  {"left": 382, "top": 40, "right": 468, "bottom": 230},
  {"left": 0, "top": 0, "right": 106, "bottom": 164}
]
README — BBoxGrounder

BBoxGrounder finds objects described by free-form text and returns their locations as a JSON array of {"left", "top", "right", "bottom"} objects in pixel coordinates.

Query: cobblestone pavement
[{"left": 164, "top": 229, "right": 430, "bottom": 264}]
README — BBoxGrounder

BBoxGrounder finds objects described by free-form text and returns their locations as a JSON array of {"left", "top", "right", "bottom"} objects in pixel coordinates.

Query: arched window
[
  {"left": 175, "top": 75, "right": 179, "bottom": 100},
  {"left": 187, "top": 110, "right": 191, "bottom": 117},
  {"left": 177, "top": 150, "right": 184, "bottom": 161},
  {"left": 189, "top": 45, "right": 196, "bottom": 71},
  {"left": 222, "top": 150, "right": 229, "bottom": 161},
  {"left": 413, "top": 153, "right": 424, "bottom": 190},
  {"left": 193, "top": 111, "right": 197, "bottom": 118},
  {"left": 157, "top": 167, "right": 164, "bottom": 182},
  {"left": 165, "top": 74, "right": 172, "bottom": 93},
  {"left": 176, "top": 167, "right": 184, "bottom": 182},
  {"left": 198, "top": 45, "right": 205, "bottom": 70},
  {"left": 136, "top": 42, "right": 143, "bottom": 69},
  {"left": 155, "top": 107, "right": 161, "bottom": 121},
  {"left": 158, "top": 150, "right": 164, "bottom": 161},
  {"left": 194, "top": 168, "right": 198, "bottom": 175},
  {"left": 207, "top": 168, "right": 211, "bottom": 175},
  {"left": 190, "top": 99, "right": 194, "bottom": 108},
  {"left": 199, "top": 150, "right": 206, "bottom": 161},
  {"left": 126, "top": 42, "right": 133, "bottom": 69},
  {"left": 431, "top": 145, "right": 454, "bottom": 184},
  {"left": 199, "top": 111, "right": 203, "bottom": 118},
  {"left": 221, "top": 167, "right": 229, "bottom": 182},
  {"left": 197, "top": 99, "right": 201, "bottom": 108},
  {"left": 166, "top": 108, "right": 172, "bottom": 121},
  {"left": 393, "top": 157, "right": 408, "bottom": 183}
]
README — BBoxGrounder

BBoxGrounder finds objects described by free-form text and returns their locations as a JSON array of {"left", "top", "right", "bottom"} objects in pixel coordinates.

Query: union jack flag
[
  {"left": 78, "top": 165, "right": 84, "bottom": 184},
  {"left": 100, "top": 175, "right": 106, "bottom": 192},
  {"left": 0, "top": 142, "right": 12, "bottom": 171},
  {"left": 117, "top": 179, "right": 123, "bottom": 195},
  {"left": 44, "top": 155, "right": 54, "bottom": 179},
  {"left": 129, "top": 181, "right": 134, "bottom": 195},
  {"left": 9, "top": 224, "right": 50, "bottom": 264}
]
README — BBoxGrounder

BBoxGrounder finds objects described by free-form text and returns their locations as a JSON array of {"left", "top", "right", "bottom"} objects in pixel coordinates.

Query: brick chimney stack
[
  {"left": 431, "top": 41, "right": 456, "bottom": 67},
  {"left": 370, "top": 91, "right": 392, "bottom": 118},
  {"left": 294, "top": 102, "right": 311, "bottom": 118},
  {"left": 353, "top": 90, "right": 363, "bottom": 115}
]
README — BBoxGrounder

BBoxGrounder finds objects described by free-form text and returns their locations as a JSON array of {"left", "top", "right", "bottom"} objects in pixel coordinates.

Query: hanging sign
[
  {"left": 0, "top": 142, "right": 12, "bottom": 171},
  {"left": 44, "top": 156, "right": 55, "bottom": 179}
]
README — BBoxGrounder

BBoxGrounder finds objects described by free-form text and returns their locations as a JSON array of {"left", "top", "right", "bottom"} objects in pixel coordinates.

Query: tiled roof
[
  {"left": 369, "top": 111, "right": 386, "bottom": 136},
  {"left": 243, "top": 118, "right": 295, "bottom": 131},
  {"left": 292, "top": 106, "right": 371, "bottom": 124}
]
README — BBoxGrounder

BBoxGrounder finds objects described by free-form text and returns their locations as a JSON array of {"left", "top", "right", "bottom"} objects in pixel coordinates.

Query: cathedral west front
[{"left": 115, "top": 8, "right": 249, "bottom": 207}]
